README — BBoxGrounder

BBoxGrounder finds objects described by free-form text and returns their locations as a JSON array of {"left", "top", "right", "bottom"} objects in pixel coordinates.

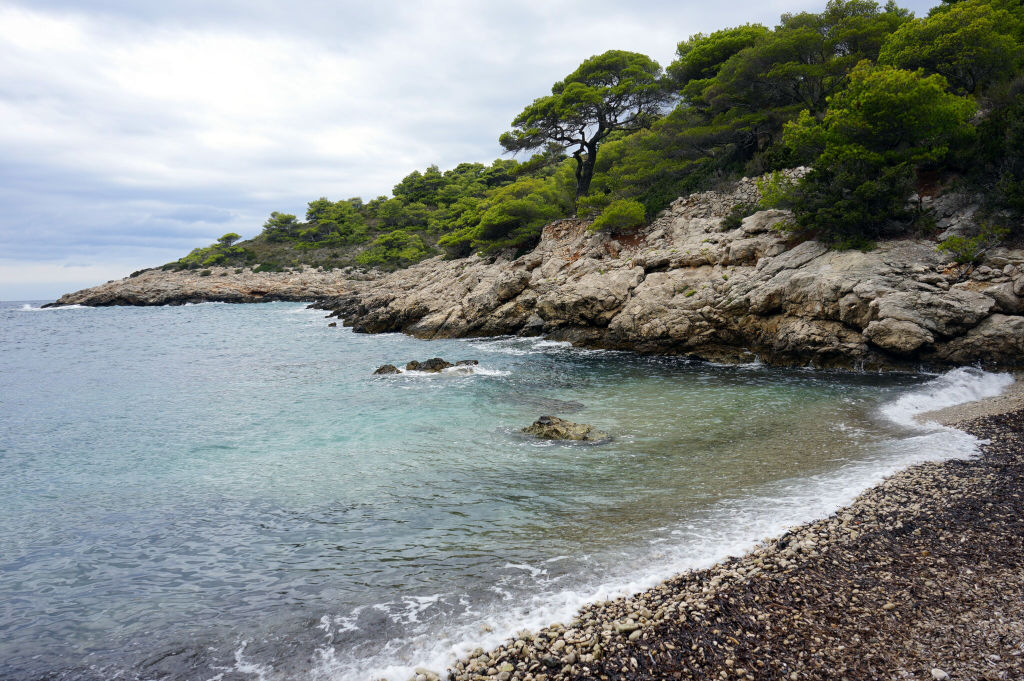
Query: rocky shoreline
[
  {"left": 426, "top": 385, "right": 1023, "bottom": 681},
  {"left": 43, "top": 266, "right": 353, "bottom": 307},
  {"left": 51, "top": 174, "right": 1024, "bottom": 370},
  {"left": 318, "top": 176, "right": 1024, "bottom": 370}
]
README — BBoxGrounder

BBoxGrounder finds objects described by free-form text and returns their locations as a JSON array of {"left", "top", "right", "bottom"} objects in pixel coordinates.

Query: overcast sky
[{"left": 0, "top": 0, "right": 939, "bottom": 300}]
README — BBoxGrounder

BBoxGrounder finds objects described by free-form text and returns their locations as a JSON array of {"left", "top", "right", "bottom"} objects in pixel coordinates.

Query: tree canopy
[{"left": 499, "top": 50, "right": 672, "bottom": 205}]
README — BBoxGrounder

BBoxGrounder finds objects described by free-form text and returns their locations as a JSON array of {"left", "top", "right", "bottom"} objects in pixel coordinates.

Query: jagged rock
[
  {"left": 373, "top": 364, "right": 400, "bottom": 375},
  {"left": 406, "top": 358, "right": 453, "bottom": 372},
  {"left": 454, "top": 360, "right": 479, "bottom": 366},
  {"left": 522, "top": 416, "right": 609, "bottom": 442}
]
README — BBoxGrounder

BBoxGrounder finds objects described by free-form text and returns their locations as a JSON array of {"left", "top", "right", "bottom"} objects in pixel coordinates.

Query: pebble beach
[{"left": 437, "top": 380, "right": 1024, "bottom": 681}]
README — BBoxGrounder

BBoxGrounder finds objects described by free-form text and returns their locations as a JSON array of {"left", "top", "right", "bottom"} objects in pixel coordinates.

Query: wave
[
  {"left": 460, "top": 336, "right": 614, "bottom": 357},
  {"left": 18, "top": 303, "right": 87, "bottom": 311},
  {"left": 397, "top": 365, "right": 512, "bottom": 378},
  {"left": 296, "top": 367, "right": 1010, "bottom": 681},
  {"left": 880, "top": 366, "right": 1014, "bottom": 428}
]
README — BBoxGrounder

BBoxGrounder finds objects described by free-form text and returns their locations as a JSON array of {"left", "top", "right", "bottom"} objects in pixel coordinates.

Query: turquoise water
[{"left": 0, "top": 301, "right": 1001, "bottom": 680}]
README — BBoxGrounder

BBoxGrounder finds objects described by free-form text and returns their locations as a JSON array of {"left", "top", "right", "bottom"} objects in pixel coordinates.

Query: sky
[{"left": 0, "top": 0, "right": 939, "bottom": 300}]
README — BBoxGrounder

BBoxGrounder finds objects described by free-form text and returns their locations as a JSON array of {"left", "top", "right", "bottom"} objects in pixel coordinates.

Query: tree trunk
[{"left": 573, "top": 141, "right": 599, "bottom": 214}]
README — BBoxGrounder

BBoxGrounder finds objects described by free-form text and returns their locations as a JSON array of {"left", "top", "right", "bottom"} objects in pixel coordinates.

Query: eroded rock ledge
[
  {"left": 45, "top": 267, "right": 352, "bottom": 307},
  {"left": 319, "top": 177, "right": 1024, "bottom": 370}
]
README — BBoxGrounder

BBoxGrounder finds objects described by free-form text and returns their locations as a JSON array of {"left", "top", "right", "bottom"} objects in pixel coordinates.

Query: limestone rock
[
  {"left": 522, "top": 416, "right": 610, "bottom": 442},
  {"left": 863, "top": 319, "right": 935, "bottom": 354}
]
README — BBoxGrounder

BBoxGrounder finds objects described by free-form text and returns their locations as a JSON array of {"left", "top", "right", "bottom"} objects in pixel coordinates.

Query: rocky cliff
[
  {"left": 51, "top": 175, "right": 1024, "bottom": 369},
  {"left": 319, "top": 176, "right": 1024, "bottom": 370}
]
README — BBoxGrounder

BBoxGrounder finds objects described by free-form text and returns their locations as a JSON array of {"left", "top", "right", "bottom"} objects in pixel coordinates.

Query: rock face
[
  {"left": 522, "top": 416, "right": 610, "bottom": 442},
  {"left": 320, "top": 173, "right": 1024, "bottom": 370},
  {"left": 406, "top": 358, "right": 452, "bottom": 372},
  {"left": 45, "top": 266, "right": 352, "bottom": 306},
  {"left": 50, "top": 172, "right": 1024, "bottom": 370}
]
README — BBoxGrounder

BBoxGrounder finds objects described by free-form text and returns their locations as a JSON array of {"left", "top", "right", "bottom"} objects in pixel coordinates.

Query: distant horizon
[{"left": 0, "top": 0, "right": 942, "bottom": 300}]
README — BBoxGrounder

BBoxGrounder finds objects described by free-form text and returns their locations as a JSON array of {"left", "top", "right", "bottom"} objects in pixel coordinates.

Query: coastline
[{"left": 435, "top": 378, "right": 1024, "bottom": 681}]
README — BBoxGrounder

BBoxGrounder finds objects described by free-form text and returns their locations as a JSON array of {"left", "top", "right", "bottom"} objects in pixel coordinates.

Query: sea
[{"left": 0, "top": 299, "right": 1013, "bottom": 681}]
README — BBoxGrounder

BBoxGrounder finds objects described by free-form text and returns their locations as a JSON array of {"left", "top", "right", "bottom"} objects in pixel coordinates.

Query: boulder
[
  {"left": 863, "top": 318, "right": 935, "bottom": 354},
  {"left": 406, "top": 358, "right": 453, "bottom": 372},
  {"left": 373, "top": 364, "right": 400, "bottom": 375},
  {"left": 455, "top": 360, "right": 479, "bottom": 366},
  {"left": 522, "top": 416, "right": 609, "bottom": 442}
]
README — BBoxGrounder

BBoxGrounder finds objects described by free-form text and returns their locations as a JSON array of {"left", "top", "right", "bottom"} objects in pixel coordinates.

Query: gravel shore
[{"left": 433, "top": 383, "right": 1024, "bottom": 681}]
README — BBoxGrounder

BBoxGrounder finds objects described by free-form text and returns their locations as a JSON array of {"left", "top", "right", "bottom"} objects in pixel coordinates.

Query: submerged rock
[
  {"left": 522, "top": 415, "right": 609, "bottom": 442},
  {"left": 373, "top": 364, "right": 400, "bottom": 375},
  {"left": 455, "top": 359, "right": 479, "bottom": 366}
]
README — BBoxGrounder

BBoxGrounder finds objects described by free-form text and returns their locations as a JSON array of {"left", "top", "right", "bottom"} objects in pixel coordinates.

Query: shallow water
[{"left": 0, "top": 301, "right": 1010, "bottom": 681}]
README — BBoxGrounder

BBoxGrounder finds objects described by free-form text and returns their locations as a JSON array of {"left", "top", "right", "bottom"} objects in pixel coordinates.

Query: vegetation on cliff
[{"left": 164, "top": 0, "right": 1024, "bottom": 273}]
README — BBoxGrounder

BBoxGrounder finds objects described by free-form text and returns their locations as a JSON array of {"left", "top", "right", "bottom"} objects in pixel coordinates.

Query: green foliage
[
  {"left": 590, "top": 199, "right": 646, "bottom": 232},
  {"left": 756, "top": 171, "right": 797, "bottom": 208},
  {"left": 304, "top": 198, "right": 367, "bottom": 244},
  {"left": 253, "top": 262, "right": 284, "bottom": 273},
  {"left": 782, "top": 62, "right": 976, "bottom": 243},
  {"left": 263, "top": 212, "right": 300, "bottom": 241},
  {"left": 166, "top": 0, "right": 1024, "bottom": 271},
  {"left": 879, "top": 0, "right": 1022, "bottom": 94},
  {"left": 199, "top": 269, "right": 212, "bottom": 277},
  {"left": 937, "top": 222, "right": 1011, "bottom": 263},
  {"left": 439, "top": 169, "right": 575, "bottom": 255},
  {"left": 356, "top": 230, "right": 431, "bottom": 268},
  {"left": 500, "top": 50, "right": 673, "bottom": 203},
  {"left": 970, "top": 83, "right": 1024, "bottom": 224}
]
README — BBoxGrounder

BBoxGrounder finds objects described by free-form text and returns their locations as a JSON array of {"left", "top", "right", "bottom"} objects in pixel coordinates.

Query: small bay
[{"left": 0, "top": 301, "right": 997, "bottom": 680}]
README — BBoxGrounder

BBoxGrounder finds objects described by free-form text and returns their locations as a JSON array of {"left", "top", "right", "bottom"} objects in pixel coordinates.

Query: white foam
[
  {"left": 394, "top": 365, "right": 511, "bottom": 378},
  {"left": 298, "top": 367, "right": 1015, "bottom": 681},
  {"left": 881, "top": 366, "right": 1013, "bottom": 429},
  {"left": 18, "top": 303, "right": 87, "bottom": 311}
]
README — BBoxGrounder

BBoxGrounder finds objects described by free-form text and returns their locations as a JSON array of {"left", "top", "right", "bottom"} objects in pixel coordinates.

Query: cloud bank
[{"left": 0, "top": 0, "right": 937, "bottom": 299}]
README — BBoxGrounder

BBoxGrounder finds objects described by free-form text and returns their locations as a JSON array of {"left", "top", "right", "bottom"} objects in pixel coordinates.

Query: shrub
[
  {"left": 756, "top": 171, "right": 796, "bottom": 209},
  {"left": 253, "top": 263, "right": 284, "bottom": 273},
  {"left": 199, "top": 269, "right": 212, "bottom": 277},
  {"left": 937, "top": 222, "right": 1011, "bottom": 264},
  {"left": 355, "top": 230, "right": 431, "bottom": 268},
  {"left": 590, "top": 199, "right": 646, "bottom": 232}
]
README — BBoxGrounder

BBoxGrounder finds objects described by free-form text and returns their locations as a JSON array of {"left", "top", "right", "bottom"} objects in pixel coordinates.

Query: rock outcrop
[
  {"left": 319, "top": 175, "right": 1024, "bottom": 370},
  {"left": 522, "top": 416, "right": 610, "bottom": 442},
  {"left": 50, "top": 173, "right": 1024, "bottom": 370},
  {"left": 45, "top": 266, "right": 351, "bottom": 306}
]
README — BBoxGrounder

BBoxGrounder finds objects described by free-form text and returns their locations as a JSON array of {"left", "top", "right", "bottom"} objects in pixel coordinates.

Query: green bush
[
  {"left": 937, "top": 222, "right": 1011, "bottom": 264},
  {"left": 782, "top": 62, "right": 976, "bottom": 245},
  {"left": 199, "top": 269, "right": 212, "bottom": 277},
  {"left": 590, "top": 199, "right": 646, "bottom": 232},
  {"left": 253, "top": 263, "right": 284, "bottom": 273},
  {"left": 355, "top": 230, "right": 431, "bottom": 268}
]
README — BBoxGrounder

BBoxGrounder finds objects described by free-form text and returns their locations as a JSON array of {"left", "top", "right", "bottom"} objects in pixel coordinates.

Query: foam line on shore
[{"left": 301, "top": 367, "right": 1013, "bottom": 681}]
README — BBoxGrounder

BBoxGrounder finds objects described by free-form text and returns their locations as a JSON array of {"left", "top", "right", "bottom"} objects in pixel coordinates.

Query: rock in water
[
  {"left": 373, "top": 364, "right": 400, "bottom": 375},
  {"left": 455, "top": 359, "right": 479, "bottom": 366},
  {"left": 522, "top": 415, "right": 609, "bottom": 442},
  {"left": 406, "top": 358, "right": 453, "bottom": 372}
]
